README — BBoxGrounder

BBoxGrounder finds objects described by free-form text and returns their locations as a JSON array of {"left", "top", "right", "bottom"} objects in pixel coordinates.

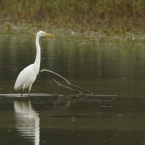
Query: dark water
[{"left": 0, "top": 32, "right": 145, "bottom": 144}]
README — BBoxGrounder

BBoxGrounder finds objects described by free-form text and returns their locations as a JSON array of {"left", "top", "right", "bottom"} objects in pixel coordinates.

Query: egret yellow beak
[{"left": 45, "top": 33, "right": 55, "bottom": 38}]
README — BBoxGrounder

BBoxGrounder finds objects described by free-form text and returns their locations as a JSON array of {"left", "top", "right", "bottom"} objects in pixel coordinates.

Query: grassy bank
[{"left": 0, "top": 0, "right": 145, "bottom": 36}]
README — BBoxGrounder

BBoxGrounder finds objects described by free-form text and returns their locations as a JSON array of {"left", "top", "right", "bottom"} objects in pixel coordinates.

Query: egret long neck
[{"left": 34, "top": 35, "right": 41, "bottom": 70}]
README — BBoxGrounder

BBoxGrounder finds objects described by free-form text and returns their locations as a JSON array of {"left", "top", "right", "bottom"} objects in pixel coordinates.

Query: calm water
[{"left": 0, "top": 31, "right": 145, "bottom": 144}]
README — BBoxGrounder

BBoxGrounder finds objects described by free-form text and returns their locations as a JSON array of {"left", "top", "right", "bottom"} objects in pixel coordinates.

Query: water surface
[{"left": 0, "top": 32, "right": 145, "bottom": 144}]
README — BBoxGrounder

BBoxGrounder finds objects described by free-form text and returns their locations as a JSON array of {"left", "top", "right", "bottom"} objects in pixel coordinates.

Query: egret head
[{"left": 37, "top": 31, "right": 55, "bottom": 38}]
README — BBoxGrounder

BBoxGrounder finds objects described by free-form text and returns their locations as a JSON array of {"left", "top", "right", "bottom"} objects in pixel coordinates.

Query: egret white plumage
[{"left": 14, "top": 31, "right": 55, "bottom": 97}]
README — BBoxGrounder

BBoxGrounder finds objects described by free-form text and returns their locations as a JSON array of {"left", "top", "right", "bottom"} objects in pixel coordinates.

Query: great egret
[{"left": 14, "top": 31, "right": 55, "bottom": 97}]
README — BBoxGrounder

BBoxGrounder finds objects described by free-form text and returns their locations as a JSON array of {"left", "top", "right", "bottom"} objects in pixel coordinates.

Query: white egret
[{"left": 14, "top": 31, "right": 55, "bottom": 97}]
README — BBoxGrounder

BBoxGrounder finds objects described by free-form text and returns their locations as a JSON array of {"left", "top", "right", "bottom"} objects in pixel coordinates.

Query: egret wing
[{"left": 14, "top": 65, "right": 36, "bottom": 90}]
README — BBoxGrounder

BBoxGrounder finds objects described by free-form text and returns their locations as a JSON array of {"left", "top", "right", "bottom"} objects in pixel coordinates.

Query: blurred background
[{"left": 0, "top": 0, "right": 145, "bottom": 35}]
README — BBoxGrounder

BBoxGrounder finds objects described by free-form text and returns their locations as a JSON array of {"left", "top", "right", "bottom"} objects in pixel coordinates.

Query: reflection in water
[
  {"left": 14, "top": 99, "right": 40, "bottom": 145},
  {"left": 53, "top": 96, "right": 71, "bottom": 111}
]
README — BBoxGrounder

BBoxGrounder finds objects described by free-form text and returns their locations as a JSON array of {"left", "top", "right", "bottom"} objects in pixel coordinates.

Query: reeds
[{"left": 0, "top": 0, "right": 144, "bottom": 35}]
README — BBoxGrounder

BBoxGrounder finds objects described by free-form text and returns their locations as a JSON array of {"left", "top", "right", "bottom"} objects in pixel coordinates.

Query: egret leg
[
  {"left": 21, "top": 84, "right": 25, "bottom": 98},
  {"left": 28, "top": 85, "right": 32, "bottom": 97},
  {"left": 21, "top": 90, "right": 24, "bottom": 97}
]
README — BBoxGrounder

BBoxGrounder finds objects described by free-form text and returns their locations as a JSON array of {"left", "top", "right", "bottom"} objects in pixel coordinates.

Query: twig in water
[
  {"left": 53, "top": 79, "right": 82, "bottom": 94},
  {"left": 40, "top": 69, "right": 93, "bottom": 94},
  {"left": 70, "top": 84, "right": 93, "bottom": 94}
]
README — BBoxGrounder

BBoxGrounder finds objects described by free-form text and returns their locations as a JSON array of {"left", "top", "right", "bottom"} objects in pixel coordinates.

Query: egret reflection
[{"left": 14, "top": 99, "right": 40, "bottom": 145}]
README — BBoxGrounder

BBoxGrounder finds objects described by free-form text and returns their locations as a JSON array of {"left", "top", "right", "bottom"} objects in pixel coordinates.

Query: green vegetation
[{"left": 0, "top": 0, "right": 145, "bottom": 36}]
